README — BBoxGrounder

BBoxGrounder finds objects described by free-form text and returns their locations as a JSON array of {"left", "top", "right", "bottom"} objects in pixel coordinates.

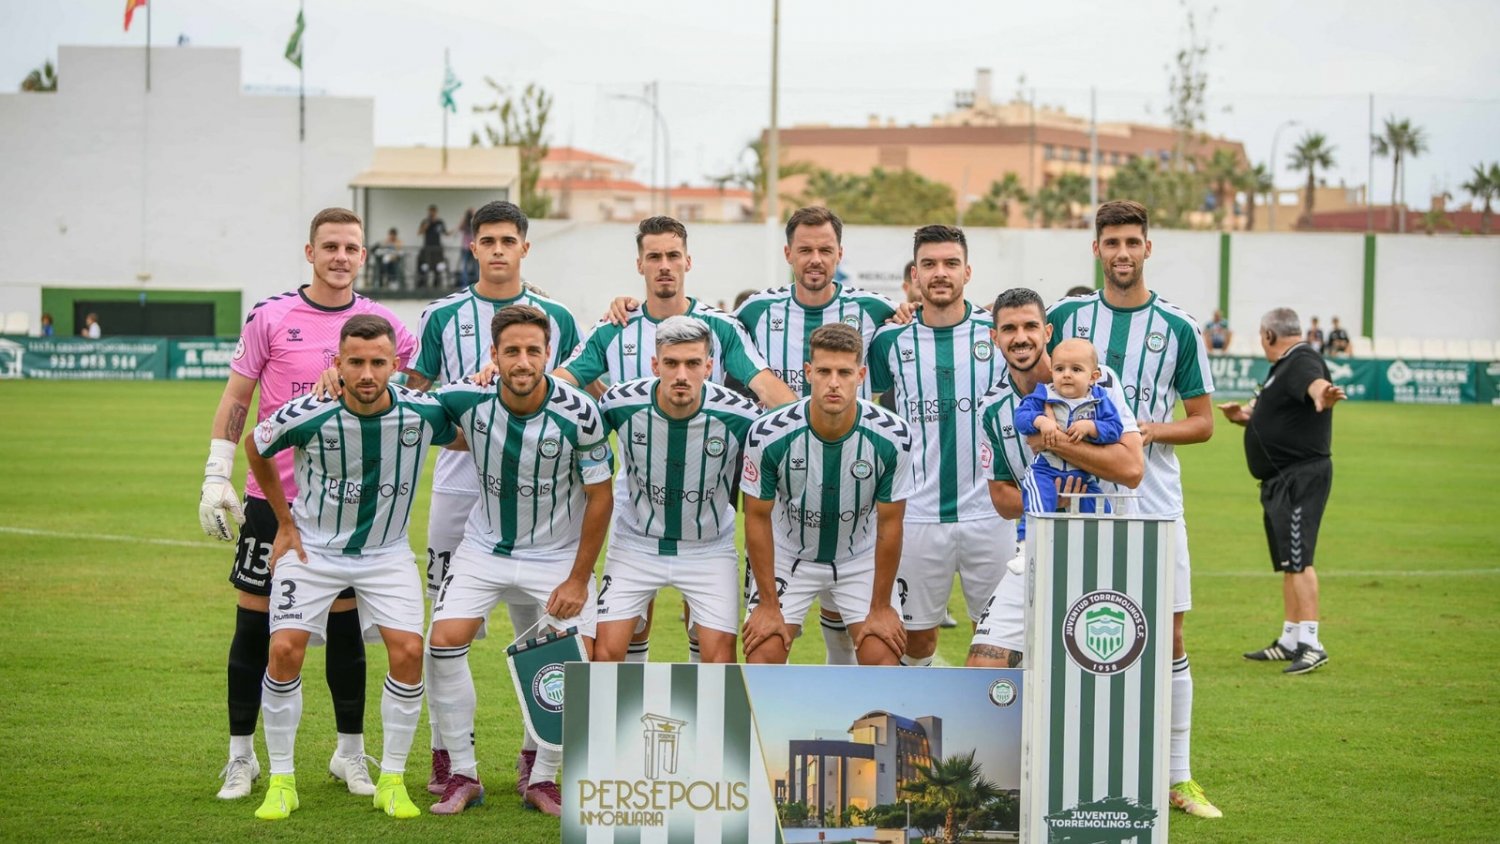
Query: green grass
[{"left": 0, "top": 383, "right": 1497, "bottom": 842}]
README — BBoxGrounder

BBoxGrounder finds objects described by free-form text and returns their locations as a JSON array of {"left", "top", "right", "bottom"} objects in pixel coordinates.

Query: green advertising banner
[
  {"left": 1476, "top": 362, "right": 1500, "bottom": 406},
  {"left": 0, "top": 337, "right": 168, "bottom": 380},
  {"left": 1377, "top": 359, "right": 1477, "bottom": 404},
  {"left": 168, "top": 338, "right": 241, "bottom": 380}
]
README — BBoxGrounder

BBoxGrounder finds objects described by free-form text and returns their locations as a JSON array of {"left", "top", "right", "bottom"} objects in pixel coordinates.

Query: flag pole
[
  {"left": 442, "top": 48, "right": 450, "bottom": 172},
  {"left": 298, "top": 0, "right": 305, "bottom": 142}
]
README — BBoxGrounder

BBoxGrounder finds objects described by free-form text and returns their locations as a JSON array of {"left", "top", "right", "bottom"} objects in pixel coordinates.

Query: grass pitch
[{"left": 0, "top": 382, "right": 1497, "bottom": 843}]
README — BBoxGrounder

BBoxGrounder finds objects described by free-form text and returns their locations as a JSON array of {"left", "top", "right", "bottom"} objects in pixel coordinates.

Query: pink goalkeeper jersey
[{"left": 230, "top": 286, "right": 418, "bottom": 501}]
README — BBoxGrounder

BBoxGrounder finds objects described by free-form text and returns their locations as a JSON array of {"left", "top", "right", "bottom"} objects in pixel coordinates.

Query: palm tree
[
  {"left": 900, "top": 751, "right": 1002, "bottom": 844},
  {"left": 1372, "top": 115, "right": 1429, "bottom": 233},
  {"left": 21, "top": 59, "right": 57, "bottom": 92},
  {"left": 1202, "top": 148, "right": 1244, "bottom": 228},
  {"left": 1287, "top": 132, "right": 1337, "bottom": 228},
  {"left": 961, "top": 172, "right": 1029, "bottom": 227},
  {"left": 1460, "top": 162, "right": 1499, "bottom": 235},
  {"left": 713, "top": 138, "right": 815, "bottom": 222},
  {"left": 1241, "top": 162, "right": 1274, "bottom": 232}
]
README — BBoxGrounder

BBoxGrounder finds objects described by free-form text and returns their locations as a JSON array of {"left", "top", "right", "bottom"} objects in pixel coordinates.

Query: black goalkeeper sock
[
  {"left": 227, "top": 606, "right": 270, "bottom": 736},
  {"left": 324, "top": 608, "right": 367, "bottom": 735}
]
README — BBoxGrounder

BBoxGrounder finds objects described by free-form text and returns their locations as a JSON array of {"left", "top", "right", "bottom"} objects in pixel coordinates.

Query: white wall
[
  {"left": 1230, "top": 232, "right": 1366, "bottom": 341},
  {"left": 0, "top": 45, "right": 373, "bottom": 319},
  {"left": 1375, "top": 235, "right": 1500, "bottom": 340}
]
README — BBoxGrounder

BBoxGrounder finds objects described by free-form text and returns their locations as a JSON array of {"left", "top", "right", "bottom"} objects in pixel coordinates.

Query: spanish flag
[{"left": 124, "top": 0, "right": 146, "bottom": 32}]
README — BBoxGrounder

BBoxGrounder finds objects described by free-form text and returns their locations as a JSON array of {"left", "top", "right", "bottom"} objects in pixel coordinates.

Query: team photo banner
[{"left": 562, "top": 663, "right": 1024, "bottom": 844}]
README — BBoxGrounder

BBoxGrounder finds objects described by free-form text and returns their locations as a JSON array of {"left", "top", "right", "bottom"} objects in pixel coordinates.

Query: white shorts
[
  {"left": 747, "top": 549, "right": 896, "bottom": 630},
  {"left": 425, "top": 491, "right": 478, "bottom": 597},
  {"left": 897, "top": 516, "right": 1015, "bottom": 629},
  {"left": 597, "top": 543, "right": 741, "bottom": 635},
  {"left": 970, "top": 569, "right": 1026, "bottom": 655},
  {"left": 269, "top": 545, "right": 425, "bottom": 646},
  {"left": 433, "top": 538, "right": 597, "bottom": 637},
  {"left": 1172, "top": 517, "right": 1192, "bottom": 613}
]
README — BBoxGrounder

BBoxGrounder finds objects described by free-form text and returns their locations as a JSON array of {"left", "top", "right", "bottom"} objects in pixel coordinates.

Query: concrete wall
[{"left": 0, "top": 45, "right": 373, "bottom": 321}]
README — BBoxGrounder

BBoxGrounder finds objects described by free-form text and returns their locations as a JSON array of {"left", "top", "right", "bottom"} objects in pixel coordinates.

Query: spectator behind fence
[
  {"left": 417, "top": 204, "right": 448, "bottom": 287},
  {"left": 1305, "top": 316, "right": 1325, "bottom": 354},
  {"left": 1218, "top": 307, "right": 1344, "bottom": 676},
  {"left": 81, "top": 313, "right": 101, "bottom": 339},
  {"left": 1326, "top": 316, "right": 1351, "bottom": 357},
  {"left": 458, "top": 207, "right": 477, "bottom": 287},
  {"left": 40, "top": 312, "right": 54, "bottom": 337},
  {"left": 373, "top": 228, "right": 404, "bottom": 288},
  {"left": 1204, "top": 309, "right": 1232, "bottom": 355}
]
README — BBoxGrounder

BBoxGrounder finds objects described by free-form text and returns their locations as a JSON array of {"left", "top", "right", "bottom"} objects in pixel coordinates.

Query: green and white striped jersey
[
  {"left": 599, "top": 379, "right": 761, "bottom": 556},
  {"left": 561, "top": 298, "right": 770, "bottom": 390},
  {"left": 253, "top": 386, "right": 456, "bottom": 554},
  {"left": 978, "top": 364, "right": 1139, "bottom": 498},
  {"left": 740, "top": 398, "right": 913, "bottom": 565},
  {"left": 433, "top": 376, "right": 615, "bottom": 562},
  {"left": 867, "top": 302, "right": 1002, "bottom": 523},
  {"left": 734, "top": 282, "right": 897, "bottom": 397},
  {"left": 1047, "top": 292, "right": 1214, "bottom": 518},
  {"left": 413, "top": 285, "right": 580, "bottom": 495}
]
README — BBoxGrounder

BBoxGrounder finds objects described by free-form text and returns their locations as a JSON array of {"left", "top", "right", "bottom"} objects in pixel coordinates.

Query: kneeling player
[
  {"left": 426, "top": 305, "right": 614, "bottom": 817},
  {"left": 595, "top": 317, "right": 760, "bottom": 663},
  {"left": 741, "top": 323, "right": 913, "bottom": 665},
  {"left": 244, "top": 316, "right": 455, "bottom": 820}
]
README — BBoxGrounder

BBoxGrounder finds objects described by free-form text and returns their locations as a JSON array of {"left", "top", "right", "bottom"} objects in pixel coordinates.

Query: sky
[{"left": 6, "top": 0, "right": 1498, "bottom": 211}]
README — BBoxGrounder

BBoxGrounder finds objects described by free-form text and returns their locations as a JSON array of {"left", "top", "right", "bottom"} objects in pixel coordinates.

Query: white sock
[
  {"left": 229, "top": 734, "right": 254, "bottom": 761},
  {"left": 428, "top": 644, "right": 479, "bottom": 777},
  {"left": 261, "top": 673, "right": 303, "bottom": 776},
  {"left": 336, "top": 732, "right": 364, "bottom": 759},
  {"left": 1170, "top": 656, "right": 1192, "bottom": 785},
  {"left": 1278, "top": 620, "right": 1298, "bottom": 651},
  {"left": 900, "top": 653, "right": 933, "bottom": 667},
  {"left": 424, "top": 644, "right": 445, "bottom": 751},
  {"left": 687, "top": 634, "right": 701, "bottom": 664},
  {"left": 522, "top": 732, "right": 537, "bottom": 753},
  {"left": 820, "top": 616, "right": 856, "bottom": 666},
  {"left": 625, "top": 639, "right": 651, "bottom": 663},
  {"left": 531, "top": 746, "right": 562, "bottom": 785},
  {"left": 380, "top": 675, "right": 424, "bottom": 775},
  {"left": 1299, "top": 620, "right": 1322, "bottom": 650}
]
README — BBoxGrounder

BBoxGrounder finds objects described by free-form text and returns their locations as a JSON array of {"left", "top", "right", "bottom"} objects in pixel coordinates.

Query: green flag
[
  {"left": 284, "top": 10, "right": 304, "bottom": 70},
  {"left": 440, "top": 56, "right": 461, "bottom": 113}
]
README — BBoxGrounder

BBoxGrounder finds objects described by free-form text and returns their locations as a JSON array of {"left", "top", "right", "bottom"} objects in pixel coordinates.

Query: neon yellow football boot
[
  {"left": 253, "top": 774, "right": 299, "bottom": 820},
  {"left": 374, "top": 772, "right": 421, "bottom": 819}
]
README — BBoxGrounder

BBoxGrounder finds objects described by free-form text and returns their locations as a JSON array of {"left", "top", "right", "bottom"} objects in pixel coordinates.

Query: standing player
[
  {"left": 244, "top": 316, "right": 451, "bottom": 821},
  {"left": 198, "top": 208, "right": 417, "bottom": 800},
  {"left": 425, "top": 305, "right": 613, "bottom": 818},
  {"left": 559, "top": 216, "right": 795, "bottom": 663},
  {"left": 735, "top": 205, "right": 897, "bottom": 664},
  {"left": 868, "top": 225, "right": 1009, "bottom": 667},
  {"left": 405, "top": 200, "right": 580, "bottom": 796},
  {"left": 741, "top": 323, "right": 912, "bottom": 666},
  {"left": 594, "top": 317, "right": 760, "bottom": 663},
  {"left": 1046, "top": 199, "right": 1220, "bottom": 819},
  {"left": 968, "top": 288, "right": 1143, "bottom": 667}
]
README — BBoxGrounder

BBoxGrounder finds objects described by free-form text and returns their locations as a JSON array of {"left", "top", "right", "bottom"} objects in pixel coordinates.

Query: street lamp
[
  {"left": 1267, "top": 119, "right": 1299, "bottom": 232},
  {"left": 611, "top": 86, "right": 671, "bottom": 216}
]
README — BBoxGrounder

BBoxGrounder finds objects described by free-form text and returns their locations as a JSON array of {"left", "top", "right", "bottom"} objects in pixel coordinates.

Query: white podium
[{"left": 1021, "top": 513, "right": 1175, "bottom": 843}]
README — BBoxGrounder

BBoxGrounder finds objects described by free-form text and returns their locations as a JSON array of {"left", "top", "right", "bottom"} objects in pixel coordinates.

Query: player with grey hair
[{"left": 593, "top": 315, "right": 762, "bottom": 663}]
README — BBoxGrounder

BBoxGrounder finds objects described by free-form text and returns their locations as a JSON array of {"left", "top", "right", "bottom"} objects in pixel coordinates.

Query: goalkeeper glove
[{"left": 199, "top": 438, "right": 244, "bottom": 541}]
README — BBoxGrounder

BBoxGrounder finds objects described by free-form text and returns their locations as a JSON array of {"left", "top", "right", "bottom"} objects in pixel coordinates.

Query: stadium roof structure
[{"left": 350, "top": 146, "right": 520, "bottom": 190}]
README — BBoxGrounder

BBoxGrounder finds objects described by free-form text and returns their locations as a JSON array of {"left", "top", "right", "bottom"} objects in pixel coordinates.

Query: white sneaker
[
  {"left": 329, "top": 752, "right": 376, "bottom": 796},
  {"left": 1006, "top": 554, "right": 1026, "bottom": 576},
  {"left": 216, "top": 754, "right": 261, "bottom": 800}
]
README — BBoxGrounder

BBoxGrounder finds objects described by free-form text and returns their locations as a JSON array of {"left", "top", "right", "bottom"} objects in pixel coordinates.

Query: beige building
[
  {"left": 539, "top": 146, "right": 752, "bottom": 223},
  {"left": 774, "top": 68, "right": 1247, "bottom": 227}
]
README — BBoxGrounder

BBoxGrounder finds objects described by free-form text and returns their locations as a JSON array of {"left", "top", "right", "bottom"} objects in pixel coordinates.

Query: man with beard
[
  {"left": 1047, "top": 199, "right": 1220, "bottom": 820},
  {"left": 867, "top": 225, "right": 1008, "bottom": 668}
]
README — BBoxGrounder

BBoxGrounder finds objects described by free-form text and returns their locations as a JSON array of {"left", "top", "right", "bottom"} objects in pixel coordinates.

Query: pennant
[
  {"left": 124, "top": 0, "right": 146, "bottom": 32},
  {"left": 440, "top": 57, "right": 461, "bottom": 113},
  {"left": 284, "top": 10, "right": 305, "bottom": 70}
]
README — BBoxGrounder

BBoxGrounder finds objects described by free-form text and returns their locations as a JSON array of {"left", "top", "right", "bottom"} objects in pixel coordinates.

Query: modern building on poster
[{"left": 777, "top": 711, "right": 942, "bottom": 825}]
